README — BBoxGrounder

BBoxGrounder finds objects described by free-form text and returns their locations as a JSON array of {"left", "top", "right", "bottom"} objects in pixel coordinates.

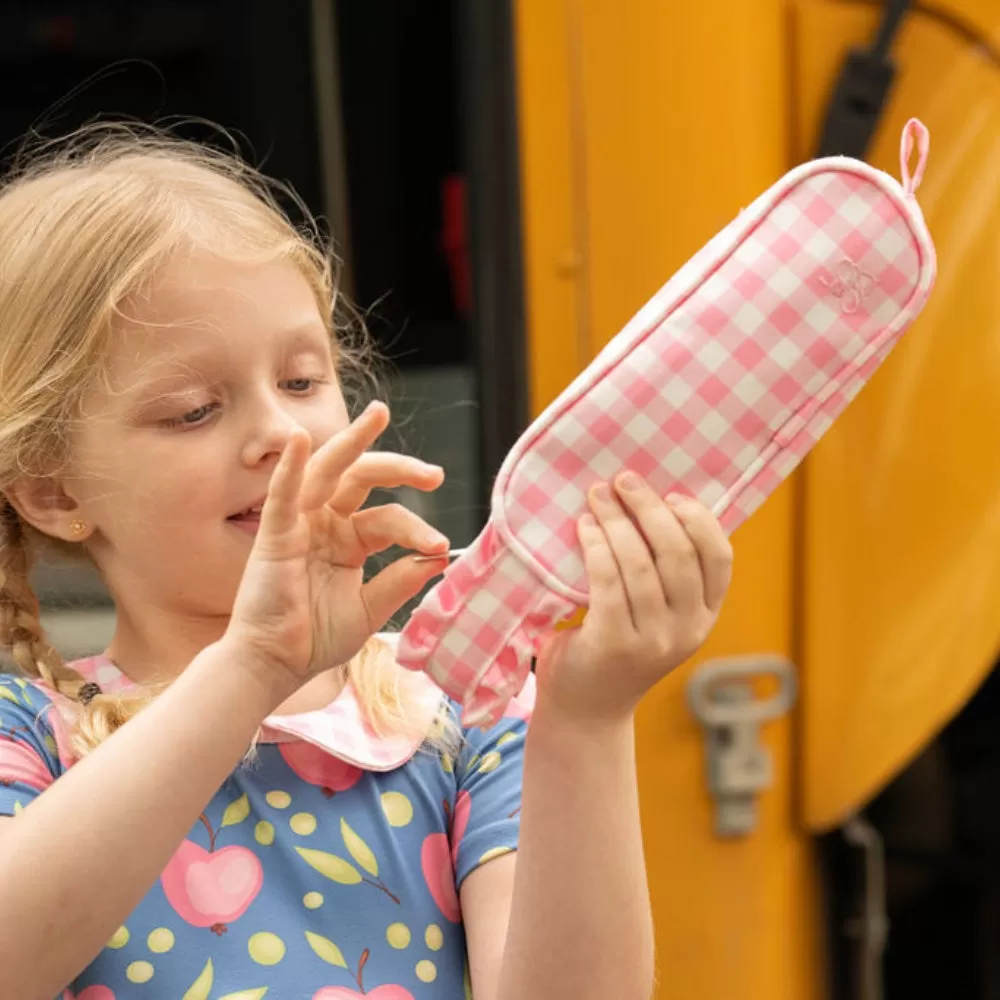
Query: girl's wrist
[
  {"left": 529, "top": 685, "right": 638, "bottom": 742},
  {"left": 192, "top": 637, "right": 301, "bottom": 716}
]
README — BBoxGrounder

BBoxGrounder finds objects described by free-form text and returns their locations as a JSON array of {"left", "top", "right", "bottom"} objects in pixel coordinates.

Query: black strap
[{"left": 814, "top": 0, "right": 911, "bottom": 159}]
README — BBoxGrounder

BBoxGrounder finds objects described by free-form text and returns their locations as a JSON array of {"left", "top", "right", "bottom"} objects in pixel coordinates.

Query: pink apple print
[
  {"left": 64, "top": 989, "right": 115, "bottom": 1000},
  {"left": 421, "top": 836, "right": 460, "bottom": 923},
  {"left": 313, "top": 988, "right": 413, "bottom": 1000},
  {"left": 280, "top": 741, "right": 363, "bottom": 797},
  {"left": 313, "top": 948, "right": 415, "bottom": 999},
  {"left": 421, "top": 792, "right": 470, "bottom": 922},
  {"left": 445, "top": 790, "right": 471, "bottom": 868},
  {"left": 420, "top": 833, "right": 462, "bottom": 924},
  {"left": 161, "top": 814, "right": 262, "bottom": 934}
]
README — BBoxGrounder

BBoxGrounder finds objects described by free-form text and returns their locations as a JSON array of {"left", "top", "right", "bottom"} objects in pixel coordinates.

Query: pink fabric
[
  {"left": 398, "top": 118, "right": 938, "bottom": 727},
  {"left": 55, "top": 633, "right": 455, "bottom": 773},
  {"left": 0, "top": 733, "right": 55, "bottom": 792}
]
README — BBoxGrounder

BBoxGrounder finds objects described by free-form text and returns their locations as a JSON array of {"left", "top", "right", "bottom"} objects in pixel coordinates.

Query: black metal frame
[{"left": 456, "top": 0, "right": 529, "bottom": 514}]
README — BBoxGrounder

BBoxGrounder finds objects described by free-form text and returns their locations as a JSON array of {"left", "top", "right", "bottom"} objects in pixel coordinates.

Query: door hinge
[{"left": 687, "top": 655, "right": 797, "bottom": 838}]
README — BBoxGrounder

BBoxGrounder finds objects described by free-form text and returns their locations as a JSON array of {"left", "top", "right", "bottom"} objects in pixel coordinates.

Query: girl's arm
[
  {"left": 0, "top": 642, "right": 291, "bottom": 1000},
  {"left": 0, "top": 413, "right": 446, "bottom": 1000},
  {"left": 462, "top": 476, "right": 732, "bottom": 1000},
  {"left": 462, "top": 706, "right": 652, "bottom": 1000}
]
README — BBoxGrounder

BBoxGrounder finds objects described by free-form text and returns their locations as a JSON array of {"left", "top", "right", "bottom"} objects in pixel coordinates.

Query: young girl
[{"left": 0, "top": 126, "right": 733, "bottom": 1000}]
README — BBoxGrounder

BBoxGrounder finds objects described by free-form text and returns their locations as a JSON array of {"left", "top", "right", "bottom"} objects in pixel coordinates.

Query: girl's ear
[{"left": 6, "top": 477, "right": 93, "bottom": 542}]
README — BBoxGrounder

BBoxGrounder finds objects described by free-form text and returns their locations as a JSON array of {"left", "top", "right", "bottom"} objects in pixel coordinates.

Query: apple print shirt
[{"left": 0, "top": 638, "right": 533, "bottom": 1000}]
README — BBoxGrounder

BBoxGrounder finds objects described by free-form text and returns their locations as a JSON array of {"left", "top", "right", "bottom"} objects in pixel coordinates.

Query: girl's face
[{"left": 67, "top": 249, "right": 349, "bottom": 622}]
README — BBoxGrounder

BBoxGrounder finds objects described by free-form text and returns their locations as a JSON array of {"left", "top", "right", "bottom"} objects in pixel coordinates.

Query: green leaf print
[
  {"left": 296, "top": 847, "right": 362, "bottom": 884},
  {"left": 218, "top": 990, "right": 268, "bottom": 999},
  {"left": 296, "top": 846, "right": 402, "bottom": 904},
  {"left": 181, "top": 958, "right": 213, "bottom": 1000},
  {"left": 305, "top": 930, "right": 348, "bottom": 968},
  {"left": 340, "top": 818, "right": 379, "bottom": 877},
  {"left": 0, "top": 687, "right": 21, "bottom": 706},
  {"left": 222, "top": 793, "right": 251, "bottom": 828}
]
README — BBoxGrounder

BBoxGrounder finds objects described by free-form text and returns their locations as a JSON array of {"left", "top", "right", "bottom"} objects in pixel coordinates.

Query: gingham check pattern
[{"left": 399, "top": 121, "right": 937, "bottom": 726}]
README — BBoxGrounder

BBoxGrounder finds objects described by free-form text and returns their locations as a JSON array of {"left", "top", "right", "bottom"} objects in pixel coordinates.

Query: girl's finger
[
  {"left": 577, "top": 513, "right": 631, "bottom": 628},
  {"left": 587, "top": 484, "right": 664, "bottom": 630},
  {"left": 613, "top": 473, "right": 702, "bottom": 615},
  {"left": 299, "top": 402, "right": 390, "bottom": 511},
  {"left": 351, "top": 504, "right": 450, "bottom": 556},
  {"left": 329, "top": 453, "right": 445, "bottom": 514},
  {"left": 258, "top": 429, "right": 311, "bottom": 538},
  {"left": 361, "top": 554, "right": 451, "bottom": 633},
  {"left": 667, "top": 496, "right": 734, "bottom": 614}
]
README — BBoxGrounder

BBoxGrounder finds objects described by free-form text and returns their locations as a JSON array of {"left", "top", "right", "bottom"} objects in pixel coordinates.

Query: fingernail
[
  {"left": 579, "top": 513, "right": 597, "bottom": 530},
  {"left": 591, "top": 482, "right": 611, "bottom": 501},
  {"left": 424, "top": 530, "right": 449, "bottom": 548},
  {"left": 666, "top": 492, "right": 687, "bottom": 506},
  {"left": 617, "top": 471, "right": 641, "bottom": 491}
]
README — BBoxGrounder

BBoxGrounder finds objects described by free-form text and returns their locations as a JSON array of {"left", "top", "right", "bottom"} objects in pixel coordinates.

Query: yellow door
[
  {"left": 514, "top": 2, "right": 821, "bottom": 996},
  {"left": 515, "top": 0, "right": 1000, "bottom": 994},
  {"left": 793, "top": 0, "right": 1000, "bottom": 832}
]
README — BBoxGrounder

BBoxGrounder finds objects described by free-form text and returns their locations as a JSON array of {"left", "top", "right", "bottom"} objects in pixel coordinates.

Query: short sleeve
[
  {"left": 0, "top": 675, "right": 62, "bottom": 816},
  {"left": 451, "top": 673, "right": 535, "bottom": 888}
]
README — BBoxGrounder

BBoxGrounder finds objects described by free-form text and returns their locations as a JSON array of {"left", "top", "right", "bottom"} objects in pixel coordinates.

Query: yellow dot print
[
  {"left": 425, "top": 924, "right": 444, "bottom": 951},
  {"left": 248, "top": 932, "right": 286, "bottom": 966},
  {"left": 381, "top": 791, "right": 414, "bottom": 828},
  {"left": 266, "top": 790, "right": 291, "bottom": 809},
  {"left": 255, "top": 820, "right": 275, "bottom": 846},
  {"left": 126, "top": 961, "right": 154, "bottom": 984},
  {"left": 386, "top": 922, "right": 411, "bottom": 949},
  {"left": 497, "top": 732, "right": 518, "bottom": 747},
  {"left": 478, "top": 751, "right": 502, "bottom": 774},
  {"left": 147, "top": 928, "right": 175, "bottom": 953},
  {"left": 107, "top": 926, "right": 130, "bottom": 949},
  {"left": 440, "top": 753, "right": 454, "bottom": 774},
  {"left": 416, "top": 959, "right": 438, "bottom": 983},
  {"left": 290, "top": 812, "right": 317, "bottom": 836},
  {"left": 303, "top": 891, "right": 324, "bottom": 909},
  {"left": 480, "top": 846, "right": 514, "bottom": 864}
]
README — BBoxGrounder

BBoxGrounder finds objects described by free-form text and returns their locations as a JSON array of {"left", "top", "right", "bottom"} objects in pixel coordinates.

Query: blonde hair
[{"left": 0, "top": 122, "right": 457, "bottom": 759}]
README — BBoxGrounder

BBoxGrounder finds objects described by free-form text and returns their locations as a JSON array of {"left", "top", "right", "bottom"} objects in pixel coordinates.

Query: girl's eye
[
  {"left": 162, "top": 403, "right": 218, "bottom": 428},
  {"left": 282, "top": 378, "right": 317, "bottom": 393},
  {"left": 182, "top": 404, "right": 214, "bottom": 424}
]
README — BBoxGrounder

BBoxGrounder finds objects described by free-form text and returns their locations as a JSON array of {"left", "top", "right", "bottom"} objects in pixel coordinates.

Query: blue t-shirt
[{"left": 0, "top": 663, "right": 530, "bottom": 1000}]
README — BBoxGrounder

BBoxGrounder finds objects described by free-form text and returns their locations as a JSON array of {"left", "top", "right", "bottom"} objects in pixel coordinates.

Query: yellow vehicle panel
[
  {"left": 514, "top": 0, "right": 1000, "bottom": 994},
  {"left": 514, "top": 2, "right": 820, "bottom": 996},
  {"left": 793, "top": 0, "right": 1000, "bottom": 832}
]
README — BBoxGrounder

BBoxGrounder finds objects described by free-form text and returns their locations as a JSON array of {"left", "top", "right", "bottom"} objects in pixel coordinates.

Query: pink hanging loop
[{"left": 900, "top": 118, "right": 930, "bottom": 196}]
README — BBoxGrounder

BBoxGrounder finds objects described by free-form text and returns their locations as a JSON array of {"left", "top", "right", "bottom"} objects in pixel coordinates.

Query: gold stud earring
[{"left": 70, "top": 519, "right": 87, "bottom": 537}]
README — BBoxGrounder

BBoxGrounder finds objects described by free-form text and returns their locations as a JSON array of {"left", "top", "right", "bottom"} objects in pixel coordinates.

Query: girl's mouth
[{"left": 227, "top": 503, "right": 263, "bottom": 534}]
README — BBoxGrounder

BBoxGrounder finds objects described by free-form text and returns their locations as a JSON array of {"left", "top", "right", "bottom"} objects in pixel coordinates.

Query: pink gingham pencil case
[{"left": 398, "top": 118, "right": 937, "bottom": 726}]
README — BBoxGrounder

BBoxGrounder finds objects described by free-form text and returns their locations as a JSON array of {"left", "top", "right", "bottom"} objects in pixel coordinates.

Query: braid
[
  {"left": 0, "top": 500, "right": 152, "bottom": 757},
  {"left": 0, "top": 501, "right": 65, "bottom": 686}
]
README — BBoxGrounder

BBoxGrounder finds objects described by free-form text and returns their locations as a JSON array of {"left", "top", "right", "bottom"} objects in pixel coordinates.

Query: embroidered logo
[{"left": 819, "top": 259, "right": 876, "bottom": 315}]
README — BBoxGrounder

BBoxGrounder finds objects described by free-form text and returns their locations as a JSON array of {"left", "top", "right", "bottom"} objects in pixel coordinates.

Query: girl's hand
[
  {"left": 535, "top": 472, "right": 733, "bottom": 724},
  {"left": 227, "top": 402, "right": 450, "bottom": 692}
]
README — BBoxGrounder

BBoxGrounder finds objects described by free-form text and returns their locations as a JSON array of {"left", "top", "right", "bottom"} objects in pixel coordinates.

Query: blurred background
[
  {"left": 16, "top": 1, "right": 511, "bottom": 652},
  {"left": 6, "top": 1, "right": 1000, "bottom": 998}
]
